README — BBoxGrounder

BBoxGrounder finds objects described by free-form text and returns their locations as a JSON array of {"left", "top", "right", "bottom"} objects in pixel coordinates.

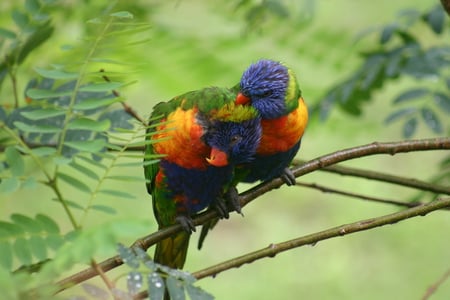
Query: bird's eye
[
  {"left": 230, "top": 135, "right": 242, "bottom": 146},
  {"left": 260, "top": 90, "right": 273, "bottom": 97}
]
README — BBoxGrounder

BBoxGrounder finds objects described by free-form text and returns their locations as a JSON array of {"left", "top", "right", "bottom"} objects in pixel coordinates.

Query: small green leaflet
[
  {"left": 35, "top": 214, "right": 60, "bottom": 234},
  {"left": 0, "top": 178, "right": 20, "bottom": 194},
  {"left": 79, "top": 82, "right": 122, "bottom": 92},
  {"left": 64, "top": 139, "right": 106, "bottom": 153},
  {"left": 57, "top": 172, "right": 91, "bottom": 193},
  {"left": 73, "top": 97, "right": 123, "bottom": 110},
  {"left": 69, "top": 161, "right": 100, "bottom": 181},
  {"left": 90, "top": 205, "right": 117, "bottom": 215},
  {"left": 31, "top": 147, "right": 57, "bottom": 157},
  {"left": 34, "top": 67, "right": 79, "bottom": 79},
  {"left": 26, "top": 88, "right": 72, "bottom": 99},
  {"left": 14, "top": 121, "right": 61, "bottom": 133},
  {"left": 105, "top": 175, "right": 145, "bottom": 182},
  {"left": 67, "top": 118, "right": 111, "bottom": 131},
  {"left": 20, "top": 108, "right": 66, "bottom": 120},
  {"left": 110, "top": 11, "right": 134, "bottom": 19},
  {"left": 10, "top": 213, "right": 43, "bottom": 233},
  {"left": 13, "top": 237, "right": 33, "bottom": 265},
  {"left": 0, "top": 242, "right": 13, "bottom": 269},
  {"left": 98, "top": 189, "right": 136, "bottom": 199},
  {"left": 29, "top": 235, "right": 48, "bottom": 261},
  {"left": 5, "top": 146, "right": 25, "bottom": 176}
]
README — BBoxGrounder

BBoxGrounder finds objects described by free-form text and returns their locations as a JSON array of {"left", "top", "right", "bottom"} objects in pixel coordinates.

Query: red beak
[
  {"left": 236, "top": 92, "right": 250, "bottom": 105},
  {"left": 206, "top": 148, "right": 228, "bottom": 167}
]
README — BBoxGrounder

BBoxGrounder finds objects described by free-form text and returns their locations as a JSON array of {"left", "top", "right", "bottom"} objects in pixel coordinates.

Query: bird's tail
[
  {"left": 154, "top": 230, "right": 190, "bottom": 270},
  {"left": 198, "top": 218, "right": 219, "bottom": 250}
]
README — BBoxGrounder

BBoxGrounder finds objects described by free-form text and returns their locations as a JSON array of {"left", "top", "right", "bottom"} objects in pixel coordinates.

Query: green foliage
[
  {"left": 234, "top": 0, "right": 314, "bottom": 33},
  {"left": 0, "top": 0, "right": 54, "bottom": 90},
  {"left": 0, "top": 4, "right": 159, "bottom": 298},
  {"left": 316, "top": 4, "right": 450, "bottom": 138},
  {"left": 0, "top": 213, "right": 63, "bottom": 270},
  {"left": 0, "top": 1, "right": 448, "bottom": 299},
  {"left": 113, "top": 244, "right": 213, "bottom": 300}
]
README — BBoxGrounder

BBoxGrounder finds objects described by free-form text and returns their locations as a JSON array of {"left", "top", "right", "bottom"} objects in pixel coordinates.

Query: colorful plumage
[
  {"left": 198, "top": 59, "right": 308, "bottom": 249},
  {"left": 144, "top": 87, "right": 261, "bottom": 269},
  {"left": 235, "top": 59, "right": 308, "bottom": 184}
]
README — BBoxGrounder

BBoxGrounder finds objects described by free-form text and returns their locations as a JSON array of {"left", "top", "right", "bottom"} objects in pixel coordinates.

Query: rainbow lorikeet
[
  {"left": 144, "top": 87, "right": 261, "bottom": 269},
  {"left": 235, "top": 59, "right": 308, "bottom": 184},
  {"left": 198, "top": 59, "right": 308, "bottom": 249}
]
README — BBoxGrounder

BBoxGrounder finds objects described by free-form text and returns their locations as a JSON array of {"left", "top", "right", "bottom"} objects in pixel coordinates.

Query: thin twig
[
  {"left": 100, "top": 69, "right": 147, "bottom": 126},
  {"left": 90, "top": 259, "right": 119, "bottom": 300},
  {"left": 295, "top": 181, "right": 425, "bottom": 208},
  {"left": 422, "top": 267, "right": 450, "bottom": 300},
  {"left": 55, "top": 137, "right": 450, "bottom": 291}
]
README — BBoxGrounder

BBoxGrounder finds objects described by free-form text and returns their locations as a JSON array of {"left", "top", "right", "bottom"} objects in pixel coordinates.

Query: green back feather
[{"left": 284, "top": 67, "right": 302, "bottom": 113}]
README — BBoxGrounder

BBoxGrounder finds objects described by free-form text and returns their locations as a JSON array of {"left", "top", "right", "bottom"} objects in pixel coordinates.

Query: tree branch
[
  {"left": 100, "top": 69, "right": 147, "bottom": 126},
  {"left": 190, "top": 197, "right": 450, "bottom": 281},
  {"left": 56, "top": 137, "right": 450, "bottom": 291}
]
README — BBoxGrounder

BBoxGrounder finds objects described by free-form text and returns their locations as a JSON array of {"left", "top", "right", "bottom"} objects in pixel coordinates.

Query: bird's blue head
[
  {"left": 199, "top": 105, "right": 262, "bottom": 167},
  {"left": 237, "top": 59, "right": 300, "bottom": 119}
]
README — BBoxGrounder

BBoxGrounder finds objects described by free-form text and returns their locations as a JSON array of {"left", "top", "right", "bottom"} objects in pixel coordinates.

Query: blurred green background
[{"left": 1, "top": 0, "right": 449, "bottom": 299}]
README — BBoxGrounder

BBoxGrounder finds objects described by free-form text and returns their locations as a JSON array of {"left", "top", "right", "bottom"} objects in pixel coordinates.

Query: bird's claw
[
  {"left": 225, "top": 186, "right": 242, "bottom": 215},
  {"left": 213, "top": 197, "right": 229, "bottom": 219},
  {"left": 175, "top": 215, "right": 196, "bottom": 233},
  {"left": 280, "top": 167, "right": 296, "bottom": 186}
]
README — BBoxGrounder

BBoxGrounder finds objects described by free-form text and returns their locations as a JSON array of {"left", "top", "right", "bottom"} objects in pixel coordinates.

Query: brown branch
[
  {"left": 292, "top": 159, "right": 450, "bottom": 195},
  {"left": 190, "top": 197, "right": 450, "bottom": 281},
  {"left": 295, "top": 181, "right": 425, "bottom": 208},
  {"left": 90, "top": 259, "right": 119, "bottom": 300},
  {"left": 422, "top": 267, "right": 450, "bottom": 300},
  {"left": 56, "top": 137, "right": 450, "bottom": 291},
  {"left": 132, "top": 196, "right": 450, "bottom": 299},
  {"left": 100, "top": 69, "right": 147, "bottom": 126}
]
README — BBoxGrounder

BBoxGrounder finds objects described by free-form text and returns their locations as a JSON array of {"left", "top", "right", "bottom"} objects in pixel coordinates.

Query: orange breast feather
[
  {"left": 258, "top": 97, "right": 308, "bottom": 155},
  {"left": 152, "top": 107, "right": 209, "bottom": 169}
]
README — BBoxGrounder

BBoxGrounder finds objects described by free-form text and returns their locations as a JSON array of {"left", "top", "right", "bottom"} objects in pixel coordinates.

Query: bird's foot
[
  {"left": 175, "top": 215, "right": 196, "bottom": 233},
  {"left": 225, "top": 186, "right": 242, "bottom": 216},
  {"left": 212, "top": 196, "right": 229, "bottom": 219},
  {"left": 280, "top": 167, "right": 296, "bottom": 186}
]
